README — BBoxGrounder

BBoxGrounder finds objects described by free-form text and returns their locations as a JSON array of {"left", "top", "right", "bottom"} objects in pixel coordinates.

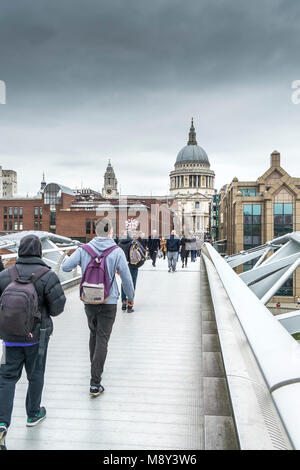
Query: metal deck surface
[{"left": 4, "top": 257, "right": 237, "bottom": 450}]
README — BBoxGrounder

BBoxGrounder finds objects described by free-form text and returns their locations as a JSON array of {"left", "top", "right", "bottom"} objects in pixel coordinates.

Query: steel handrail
[{"left": 203, "top": 242, "right": 300, "bottom": 449}]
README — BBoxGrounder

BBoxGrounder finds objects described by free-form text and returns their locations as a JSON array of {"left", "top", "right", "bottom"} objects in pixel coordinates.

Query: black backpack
[{"left": 0, "top": 265, "right": 49, "bottom": 341}]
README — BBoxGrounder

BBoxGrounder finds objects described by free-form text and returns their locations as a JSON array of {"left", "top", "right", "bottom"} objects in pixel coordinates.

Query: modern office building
[{"left": 218, "top": 150, "right": 300, "bottom": 300}]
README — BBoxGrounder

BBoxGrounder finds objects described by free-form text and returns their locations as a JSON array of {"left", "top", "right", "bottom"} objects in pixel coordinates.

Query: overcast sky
[{"left": 0, "top": 0, "right": 300, "bottom": 196}]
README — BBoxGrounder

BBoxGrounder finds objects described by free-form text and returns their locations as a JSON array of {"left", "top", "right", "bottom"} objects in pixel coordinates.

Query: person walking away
[
  {"left": 138, "top": 232, "right": 148, "bottom": 251},
  {"left": 180, "top": 235, "right": 189, "bottom": 268},
  {"left": 62, "top": 218, "right": 134, "bottom": 398},
  {"left": 189, "top": 232, "right": 197, "bottom": 262},
  {"left": 166, "top": 230, "right": 180, "bottom": 272},
  {"left": 148, "top": 230, "right": 161, "bottom": 267},
  {"left": 118, "top": 233, "right": 146, "bottom": 312},
  {"left": 160, "top": 237, "right": 167, "bottom": 260},
  {"left": 0, "top": 234, "right": 66, "bottom": 451}
]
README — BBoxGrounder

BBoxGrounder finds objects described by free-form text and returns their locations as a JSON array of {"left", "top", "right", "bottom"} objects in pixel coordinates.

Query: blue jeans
[
  {"left": 191, "top": 250, "right": 197, "bottom": 261},
  {"left": 121, "top": 265, "right": 138, "bottom": 302}
]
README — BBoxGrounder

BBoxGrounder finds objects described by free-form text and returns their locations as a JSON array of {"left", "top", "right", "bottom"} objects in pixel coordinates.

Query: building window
[
  {"left": 243, "top": 204, "right": 261, "bottom": 271},
  {"left": 40, "top": 207, "right": 43, "bottom": 219},
  {"left": 92, "top": 219, "right": 97, "bottom": 234},
  {"left": 19, "top": 207, "right": 23, "bottom": 219},
  {"left": 8, "top": 221, "right": 12, "bottom": 230},
  {"left": 240, "top": 188, "right": 257, "bottom": 197},
  {"left": 9, "top": 207, "right": 12, "bottom": 219},
  {"left": 195, "top": 201, "right": 200, "bottom": 209},
  {"left": 34, "top": 221, "right": 39, "bottom": 230},
  {"left": 14, "top": 221, "right": 18, "bottom": 230},
  {"left": 273, "top": 203, "right": 293, "bottom": 238},
  {"left": 273, "top": 201, "right": 294, "bottom": 296},
  {"left": 19, "top": 222, "right": 23, "bottom": 230},
  {"left": 14, "top": 207, "right": 18, "bottom": 218},
  {"left": 86, "top": 219, "right": 91, "bottom": 234},
  {"left": 34, "top": 207, "right": 38, "bottom": 219}
]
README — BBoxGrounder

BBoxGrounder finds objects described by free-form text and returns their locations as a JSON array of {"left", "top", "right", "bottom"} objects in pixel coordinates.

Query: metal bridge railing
[
  {"left": 1, "top": 246, "right": 81, "bottom": 288},
  {"left": 202, "top": 241, "right": 300, "bottom": 450}
]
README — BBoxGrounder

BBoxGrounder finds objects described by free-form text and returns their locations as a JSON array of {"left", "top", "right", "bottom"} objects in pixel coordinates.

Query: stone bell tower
[{"left": 102, "top": 159, "right": 119, "bottom": 198}]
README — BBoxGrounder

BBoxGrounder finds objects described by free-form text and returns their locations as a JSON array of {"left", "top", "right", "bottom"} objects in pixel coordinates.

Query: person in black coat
[
  {"left": 180, "top": 235, "right": 189, "bottom": 268},
  {"left": 0, "top": 234, "right": 66, "bottom": 450},
  {"left": 148, "top": 230, "right": 161, "bottom": 267}
]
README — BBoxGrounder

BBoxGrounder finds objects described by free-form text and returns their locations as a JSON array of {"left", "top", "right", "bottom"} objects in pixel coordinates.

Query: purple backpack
[
  {"left": 0, "top": 265, "right": 49, "bottom": 340},
  {"left": 80, "top": 244, "right": 118, "bottom": 304}
]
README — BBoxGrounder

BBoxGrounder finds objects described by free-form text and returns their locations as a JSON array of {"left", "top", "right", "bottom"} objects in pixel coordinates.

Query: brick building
[{"left": 0, "top": 181, "right": 174, "bottom": 242}]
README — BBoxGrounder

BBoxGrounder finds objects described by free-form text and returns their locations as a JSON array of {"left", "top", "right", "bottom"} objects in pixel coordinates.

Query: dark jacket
[
  {"left": 148, "top": 236, "right": 161, "bottom": 252},
  {"left": 0, "top": 257, "right": 4, "bottom": 273},
  {"left": 180, "top": 237, "right": 190, "bottom": 257},
  {"left": 138, "top": 237, "right": 148, "bottom": 250},
  {"left": 118, "top": 236, "right": 133, "bottom": 263},
  {"left": 0, "top": 235, "right": 66, "bottom": 343},
  {"left": 166, "top": 235, "right": 181, "bottom": 252}
]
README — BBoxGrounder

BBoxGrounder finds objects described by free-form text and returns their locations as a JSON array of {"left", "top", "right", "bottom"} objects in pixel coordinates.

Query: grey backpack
[{"left": 0, "top": 265, "right": 49, "bottom": 340}]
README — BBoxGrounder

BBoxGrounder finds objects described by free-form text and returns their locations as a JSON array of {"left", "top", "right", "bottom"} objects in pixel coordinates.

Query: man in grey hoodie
[{"left": 62, "top": 218, "right": 134, "bottom": 397}]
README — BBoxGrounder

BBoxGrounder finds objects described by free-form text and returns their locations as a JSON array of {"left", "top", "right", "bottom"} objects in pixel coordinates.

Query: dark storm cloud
[{"left": 0, "top": 0, "right": 300, "bottom": 195}]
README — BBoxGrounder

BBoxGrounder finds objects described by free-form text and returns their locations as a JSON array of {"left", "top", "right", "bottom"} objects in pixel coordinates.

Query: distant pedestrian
[
  {"left": 118, "top": 232, "right": 146, "bottom": 312},
  {"left": 189, "top": 232, "right": 197, "bottom": 262},
  {"left": 138, "top": 232, "right": 148, "bottom": 251},
  {"left": 62, "top": 218, "right": 134, "bottom": 398},
  {"left": 166, "top": 230, "right": 180, "bottom": 272},
  {"left": 297, "top": 296, "right": 300, "bottom": 308},
  {"left": 148, "top": 230, "right": 161, "bottom": 267},
  {"left": 0, "top": 256, "right": 4, "bottom": 273},
  {"left": 160, "top": 237, "right": 167, "bottom": 260},
  {"left": 180, "top": 235, "right": 189, "bottom": 268},
  {"left": 0, "top": 234, "right": 66, "bottom": 451}
]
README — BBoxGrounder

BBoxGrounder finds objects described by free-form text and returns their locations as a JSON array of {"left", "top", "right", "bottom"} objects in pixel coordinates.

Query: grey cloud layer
[{"left": 0, "top": 0, "right": 299, "bottom": 195}]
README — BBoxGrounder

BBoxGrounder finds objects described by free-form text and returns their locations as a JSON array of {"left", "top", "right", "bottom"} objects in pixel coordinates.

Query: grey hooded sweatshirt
[{"left": 62, "top": 237, "right": 135, "bottom": 304}]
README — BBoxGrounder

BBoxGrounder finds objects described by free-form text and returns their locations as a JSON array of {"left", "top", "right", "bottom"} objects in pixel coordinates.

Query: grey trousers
[
  {"left": 167, "top": 251, "right": 178, "bottom": 271},
  {"left": 84, "top": 303, "right": 117, "bottom": 387}
]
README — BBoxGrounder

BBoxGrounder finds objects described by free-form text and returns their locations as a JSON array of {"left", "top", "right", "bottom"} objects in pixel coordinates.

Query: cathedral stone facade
[{"left": 170, "top": 119, "right": 215, "bottom": 237}]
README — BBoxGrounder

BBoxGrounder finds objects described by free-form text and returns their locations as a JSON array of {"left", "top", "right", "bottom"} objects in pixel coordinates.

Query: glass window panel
[
  {"left": 274, "top": 203, "right": 283, "bottom": 215},
  {"left": 274, "top": 214, "right": 284, "bottom": 225},
  {"left": 284, "top": 203, "right": 293, "bottom": 215},
  {"left": 243, "top": 205, "right": 253, "bottom": 215},
  {"left": 252, "top": 215, "right": 261, "bottom": 224},
  {"left": 252, "top": 205, "right": 261, "bottom": 215},
  {"left": 252, "top": 236, "right": 261, "bottom": 245},
  {"left": 243, "top": 215, "right": 252, "bottom": 225},
  {"left": 244, "top": 224, "right": 252, "bottom": 235},
  {"left": 243, "top": 236, "right": 252, "bottom": 245},
  {"left": 252, "top": 225, "right": 261, "bottom": 236}
]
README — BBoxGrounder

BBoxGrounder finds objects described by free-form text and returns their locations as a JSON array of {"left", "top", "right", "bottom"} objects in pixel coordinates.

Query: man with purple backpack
[{"left": 62, "top": 218, "right": 134, "bottom": 397}]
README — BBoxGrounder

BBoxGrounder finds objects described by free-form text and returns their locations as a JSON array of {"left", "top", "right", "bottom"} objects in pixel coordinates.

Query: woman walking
[{"left": 180, "top": 235, "right": 189, "bottom": 268}]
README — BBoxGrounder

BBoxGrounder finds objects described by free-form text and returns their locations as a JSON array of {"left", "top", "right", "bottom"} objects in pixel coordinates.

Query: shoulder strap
[
  {"left": 8, "top": 265, "right": 19, "bottom": 282},
  {"left": 81, "top": 244, "right": 98, "bottom": 259},
  {"left": 31, "top": 267, "right": 50, "bottom": 284}
]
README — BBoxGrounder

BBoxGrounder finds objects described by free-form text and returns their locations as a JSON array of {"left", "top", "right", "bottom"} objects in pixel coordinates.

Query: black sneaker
[
  {"left": 90, "top": 385, "right": 105, "bottom": 397},
  {"left": 0, "top": 423, "right": 7, "bottom": 450},
  {"left": 27, "top": 407, "right": 46, "bottom": 427},
  {"left": 121, "top": 301, "right": 127, "bottom": 311}
]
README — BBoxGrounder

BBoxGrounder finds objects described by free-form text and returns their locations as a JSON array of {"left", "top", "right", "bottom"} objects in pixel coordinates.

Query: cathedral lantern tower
[{"left": 102, "top": 159, "right": 119, "bottom": 198}]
